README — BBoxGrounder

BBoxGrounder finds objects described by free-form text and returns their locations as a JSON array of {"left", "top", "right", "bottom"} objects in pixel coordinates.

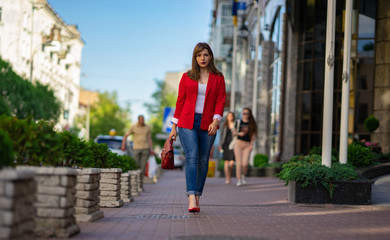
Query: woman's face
[
  {"left": 227, "top": 113, "right": 234, "bottom": 122},
  {"left": 242, "top": 110, "right": 250, "bottom": 120},
  {"left": 196, "top": 49, "right": 211, "bottom": 69}
]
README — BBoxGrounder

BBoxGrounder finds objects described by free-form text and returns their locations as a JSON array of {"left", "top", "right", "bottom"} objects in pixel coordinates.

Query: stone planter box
[
  {"left": 120, "top": 173, "right": 133, "bottom": 203},
  {"left": 99, "top": 168, "right": 123, "bottom": 208},
  {"left": 288, "top": 180, "right": 373, "bottom": 205},
  {"left": 129, "top": 171, "right": 139, "bottom": 197},
  {"left": 247, "top": 167, "right": 282, "bottom": 177},
  {"left": 75, "top": 168, "right": 104, "bottom": 222},
  {"left": 17, "top": 166, "right": 80, "bottom": 238},
  {"left": 136, "top": 169, "right": 143, "bottom": 192},
  {"left": 0, "top": 168, "right": 36, "bottom": 239}
]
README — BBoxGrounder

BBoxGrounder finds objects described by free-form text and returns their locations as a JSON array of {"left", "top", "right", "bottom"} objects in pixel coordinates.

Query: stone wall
[
  {"left": 75, "top": 168, "right": 104, "bottom": 222},
  {"left": 0, "top": 168, "right": 36, "bottom": 239},
  {"left": 129, "top": 171, "right": 139, "bottom": 197},
  {"left": 17, "top": 166, "right": 80, "bottom": 238},
  {"left": 120, "top": 173, "right": 133, "bottom": 203},
  {"left": 99, "top": 168, "right": 123, "bottom": 208},
  {"left": 373, "top": 0, "right": 390, "bottom": 153}
]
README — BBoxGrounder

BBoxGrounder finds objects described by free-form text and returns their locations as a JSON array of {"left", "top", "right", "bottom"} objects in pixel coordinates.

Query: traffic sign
[{"left": 162, "top": 107, "right": 175, "bottom": 133}]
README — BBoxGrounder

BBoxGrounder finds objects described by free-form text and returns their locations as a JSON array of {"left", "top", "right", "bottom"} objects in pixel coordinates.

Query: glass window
[
  {"left": 304, "top": 43, "right": 312, "bottom": 59},
  {"left": 358, "top": 0, "right": 376, "bottom": 38},
  {"left": 301, "top": 93, "right": 311, "bottom": 131},
  {"left": 314, "top": 42, "right": 325, "bottom": 58},
  {"left": 358, "top": 40, "right": 374, "bottom": 58},
  {"left": 313, "top": 60, "right": 324, "bottom": 90},
  {"left": 356, "top": 58, "right": 374, "bottom": 90},
  {"left": 311, "top": 93, "right": 323, "bottom": 131},
  {"left": 303, "top": 62, "right": 312, "bottom": 90},
  {"left": 221, "top": 4, "right": 232, "bottom": 16}
]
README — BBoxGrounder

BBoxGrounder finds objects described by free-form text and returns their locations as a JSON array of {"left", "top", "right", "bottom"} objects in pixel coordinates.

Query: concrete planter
[
  {"left": 136, "top": 169, "right": 143, "bottom": 192},
  {"left": 0, "top": 168, "right": 36, "bottom": 239},
  {"left": 99, "top": 168, "right": 123, "bottom": 208},
  {"left": 129, "top": 171, "right": 139, "bottom": 197},
  {"left": 75, "top": 168, "right": 104, "bottom": 222},
  {"left": 288, "top": 180, "right": 373, "bottom": 205},
  {"left": 17, "top": 166, "right": 80, "bottom": 238},
  {"left": 120, "top": 173, "right": 134, "bottom": 203}
]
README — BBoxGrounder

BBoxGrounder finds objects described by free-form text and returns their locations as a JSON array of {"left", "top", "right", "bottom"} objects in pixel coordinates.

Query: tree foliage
[
  {"left": 144, "top": 80, "right": 177, "bottom": 146},
  {"left": 77, "top": 91, "right": 131, "bottom": 140},
  {"left": 0, "top": 57, "right": 61, "bottom": 120}
]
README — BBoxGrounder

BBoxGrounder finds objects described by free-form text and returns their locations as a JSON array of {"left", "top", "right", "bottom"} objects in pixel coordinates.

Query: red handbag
[{"left": 161, "top": 137, "right": 174, "bottom": 169}]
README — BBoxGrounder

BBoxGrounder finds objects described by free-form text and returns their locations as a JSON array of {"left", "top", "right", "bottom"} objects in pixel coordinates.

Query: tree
[
  {"left": 144, "top": 79, "right": 177, "bottom": 146},
  {"left": 77, "top": 91, "right": 131, "bottom": 140},
  {"left": 0, "top": 57, "right": 61, "bottom": 120}
]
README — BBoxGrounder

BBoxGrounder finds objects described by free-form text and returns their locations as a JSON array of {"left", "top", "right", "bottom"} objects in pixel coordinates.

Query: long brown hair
[
  {"left": 224, "top": 112, "right": 235, "bottom": 128},
  {"left": 242, "top": 107, "right": 257, "bottom": 139},
  {"left": 187, "top": 42, "right": 222, "bottom": 80}
]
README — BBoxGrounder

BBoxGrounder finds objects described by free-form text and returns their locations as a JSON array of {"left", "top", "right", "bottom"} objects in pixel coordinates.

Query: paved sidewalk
[{"left": 73, "top": 171, "right": 390, "bottom": 240}]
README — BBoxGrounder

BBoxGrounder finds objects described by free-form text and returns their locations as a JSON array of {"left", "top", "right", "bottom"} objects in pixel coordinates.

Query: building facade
[
  {"left": 211, "top": 0, "right": 390, "bottom": 162},
  {"left": 0, "top": 0, "right": 84, "bottom": 129}
]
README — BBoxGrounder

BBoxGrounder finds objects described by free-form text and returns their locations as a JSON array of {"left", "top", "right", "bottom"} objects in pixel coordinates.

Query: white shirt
[{"left": 195, "top": 83, "right": 207, "bottom": 114}]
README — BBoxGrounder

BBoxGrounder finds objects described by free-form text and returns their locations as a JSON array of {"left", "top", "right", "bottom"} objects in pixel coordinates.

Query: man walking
[{"left": 121, "top": 115, "right": 154, "bottom": 177}]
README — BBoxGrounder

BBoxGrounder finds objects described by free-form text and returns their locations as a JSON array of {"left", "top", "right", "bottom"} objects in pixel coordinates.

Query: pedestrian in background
[
  {"left": 233, "top": 108, "right": 257, "bottom": 186},
  {"left": 121, "top": 115, "right": 154, "bottom": 176},
  {"left": 169, "top": 42, "right": 226, "bottom": 213},
  {"left": 218, "top": 112, "right": 236, "bottom": 184}
]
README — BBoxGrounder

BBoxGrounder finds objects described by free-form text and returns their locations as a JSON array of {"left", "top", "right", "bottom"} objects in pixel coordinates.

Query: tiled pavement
[{"left": 73, "top": 171, "right": 390, "bottom": 240}]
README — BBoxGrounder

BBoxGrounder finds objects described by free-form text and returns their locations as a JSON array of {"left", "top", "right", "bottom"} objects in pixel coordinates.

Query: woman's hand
[
  {"left": 208, "top": 119, "right": 219, "bottom": 136},
  {"left": 169, "top": 124, "right": 177, "bottom": 141}
]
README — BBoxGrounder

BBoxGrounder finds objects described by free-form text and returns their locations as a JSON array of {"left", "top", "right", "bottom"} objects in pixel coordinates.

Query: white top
[{"left": 195, "top": 83, "right": 207, "bottom": 114}]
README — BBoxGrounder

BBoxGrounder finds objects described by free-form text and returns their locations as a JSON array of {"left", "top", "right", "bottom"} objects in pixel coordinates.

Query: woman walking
[
  {"left": 233, "top": 108, "right": 257, "bottom": 186},
  {"left": 218, "top": 112, "right": 236, "bottom": 184},
  {"left": 169, "top": 42, "right": 226, "bottom": 212}
]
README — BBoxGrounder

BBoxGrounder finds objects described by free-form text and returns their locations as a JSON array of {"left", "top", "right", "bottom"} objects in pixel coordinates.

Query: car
[
  {"left": 94, "top": 135, "right": 133, "bottom": 157},
  {"left": 173, "top": 147, "right": 185, "bottom": 170}
]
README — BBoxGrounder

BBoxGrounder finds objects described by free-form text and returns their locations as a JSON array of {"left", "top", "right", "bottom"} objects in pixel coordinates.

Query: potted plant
[{"left": 278, "top": 154, "right": 373, "bottom": 205}]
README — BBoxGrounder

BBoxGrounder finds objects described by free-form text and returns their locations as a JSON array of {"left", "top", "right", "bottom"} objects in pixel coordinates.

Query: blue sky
[{"left": 47, "top": 0, "right": 213, "bottom": 122}]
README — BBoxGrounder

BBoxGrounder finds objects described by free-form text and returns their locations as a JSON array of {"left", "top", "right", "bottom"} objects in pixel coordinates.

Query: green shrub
[
  {"left": 348, "top": 142, "right": 373, "bottom": 167},
  {"left": 0, "top": 57, "right": 61, "bottom": 121},
  {"left": 309, "top": 146, "right": 339, "bottom": 161},
  {"left": 59, "top": 131, "right": 91, "bottom": 167},
  {"left": 0, "top": 99, "right": 11, "bottom": 116},
  {"left": 278, "top": 154, "right": 358, "bottom": 198},
  {"left": 81, "top": 141, "right": 114, "bottom": 168},
  {"left": 0, "top": 129, "right": 14, "bottom": 168},
  {"left": 364, "top": 115, "right": 380, "bottom": 133},
  {"left": 0, "top": 116, "right": 61, "bottom": 166},
  {"left": 218, "top": 159, "right": 224, "bottom": 171},
  {"left": 253, "top": 154, "right": 268, "bottom": 167},
  {"left": 155, "top": 156, "right": 162, "bottom": 164},
  {"left": 110, "top": 154, "right": 138, "bottom": 172}
]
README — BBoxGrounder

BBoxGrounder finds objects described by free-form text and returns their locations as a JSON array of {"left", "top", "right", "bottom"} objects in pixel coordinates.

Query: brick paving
[{"left": 72, "top": 170, "right": 390, "bottom": 240}]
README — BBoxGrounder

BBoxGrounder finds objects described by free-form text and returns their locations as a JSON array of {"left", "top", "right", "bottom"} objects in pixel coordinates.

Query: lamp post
[
  {"left": 252, "top": 0, "right": 262, "bottom": 118},
  {"left": 322, "top": 0, "right": 336, "bottom": 167}
]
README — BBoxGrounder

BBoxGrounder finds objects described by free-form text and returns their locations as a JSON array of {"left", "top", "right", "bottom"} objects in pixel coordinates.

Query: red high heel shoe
[
  {"left": 188, "top": 208, "right": 198, "bottom": 212},
  {"left": 195, "top": 198, "right": 200, "bottom": 212}
]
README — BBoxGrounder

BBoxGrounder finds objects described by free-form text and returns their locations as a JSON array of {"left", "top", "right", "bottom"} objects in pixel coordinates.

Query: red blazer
[{"left": 173, "top": 72, "right": 226, "bottom": 130}]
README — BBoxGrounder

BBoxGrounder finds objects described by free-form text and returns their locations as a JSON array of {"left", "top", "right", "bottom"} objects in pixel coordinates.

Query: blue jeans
[{"left": 179, "top": 113, "right": 216, "bottom": 196}]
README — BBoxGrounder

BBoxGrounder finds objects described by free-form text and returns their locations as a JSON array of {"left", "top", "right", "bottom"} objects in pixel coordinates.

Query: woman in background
[
  {"left": 218, "top": 112, "right": 236, "bottom": 184},
  {"left": 233, "top": 108, "right": 257, "bottom": 186}
]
